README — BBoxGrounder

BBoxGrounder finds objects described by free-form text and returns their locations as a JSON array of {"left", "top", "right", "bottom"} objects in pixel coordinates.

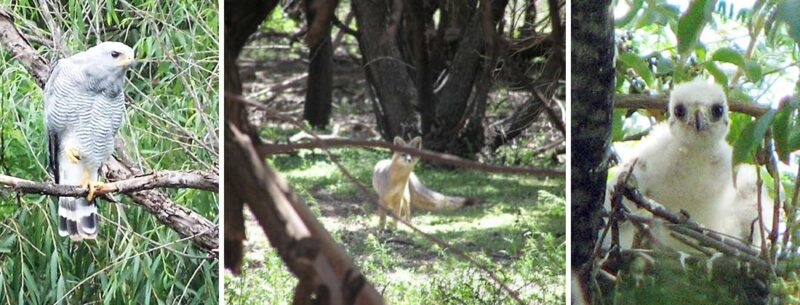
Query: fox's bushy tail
[{"left": 408, "top": 173, "right": 476, "bottom": 211}]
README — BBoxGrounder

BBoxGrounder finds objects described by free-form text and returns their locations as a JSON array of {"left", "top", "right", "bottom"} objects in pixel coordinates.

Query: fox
[{"left": 371, "top": 136, "right": 475, "bottom": 229}]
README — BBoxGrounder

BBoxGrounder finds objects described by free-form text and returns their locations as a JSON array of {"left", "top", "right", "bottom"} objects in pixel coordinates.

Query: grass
[{"left": 224, "top": 146, "right": 566, "bottom": 304}]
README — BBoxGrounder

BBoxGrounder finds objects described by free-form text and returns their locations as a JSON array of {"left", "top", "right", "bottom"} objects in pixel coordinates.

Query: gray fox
[{"left": 371, "top": 136, "right": 474, "bottom": 229}]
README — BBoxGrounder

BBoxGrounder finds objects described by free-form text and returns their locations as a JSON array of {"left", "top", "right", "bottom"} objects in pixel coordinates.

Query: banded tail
[{"left": 58, "top": 197, "right": 98, "bottom": 240}]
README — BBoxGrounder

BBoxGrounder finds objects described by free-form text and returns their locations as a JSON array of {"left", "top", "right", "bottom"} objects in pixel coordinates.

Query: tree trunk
[
  {"left": 352, "top": 0, "right": 419, "bottom": 140},
  {"left": 570, "top": 0, "right": 614, "bottom": 302},
  {"left": 223, "top": 0, "right": 278, "bottom": 272},
  {"left": 404, "top": 0, "right": 436, "bottom": 134},
  {"left": 426, "top": 0, "right": 508, "bottom": 156},
  {"left": 304, "top": 0, "right": 334, "bottom": 129}
]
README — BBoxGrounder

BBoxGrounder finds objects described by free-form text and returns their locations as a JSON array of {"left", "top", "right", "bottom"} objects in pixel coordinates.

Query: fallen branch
[{"left": 0, "top": 170, "right": 217, "bottom": 198}]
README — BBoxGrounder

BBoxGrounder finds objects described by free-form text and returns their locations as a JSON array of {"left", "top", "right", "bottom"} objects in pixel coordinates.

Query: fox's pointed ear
[
  {"left": 393, "top": 136, "right": 405, "bottom": 146},
  {"left": 410, "top": 136, "right": 422, "bottom": 149}
]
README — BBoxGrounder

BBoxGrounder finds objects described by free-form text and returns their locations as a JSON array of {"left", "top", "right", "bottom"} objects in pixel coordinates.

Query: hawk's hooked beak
[
  {"left": 116, "top": 54, "right": 134, "bottom": 68},
  {"left": 692, "top": 109, "right": 708, "bottom": 132}
]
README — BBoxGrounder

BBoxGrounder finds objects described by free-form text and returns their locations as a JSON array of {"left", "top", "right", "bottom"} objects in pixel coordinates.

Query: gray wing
[{"left": 44, "top": 60, "right": 64, "bottom": 182}]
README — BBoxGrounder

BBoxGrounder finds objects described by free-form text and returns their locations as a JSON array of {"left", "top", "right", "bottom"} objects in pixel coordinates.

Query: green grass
[
  {"left": 224, "top": 147, "right": 566, "bottom": 304},
  {"left": 0, "top": 0, "right": 218, "bottom": 303}
]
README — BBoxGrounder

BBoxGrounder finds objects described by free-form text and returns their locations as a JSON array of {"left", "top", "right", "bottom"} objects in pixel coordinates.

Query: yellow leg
[
  {"left": 79, "top": 169, "right": 104, "bottom": 201},
  {"left": 65, "top": 146, "right": 81, "bottom": 164}
]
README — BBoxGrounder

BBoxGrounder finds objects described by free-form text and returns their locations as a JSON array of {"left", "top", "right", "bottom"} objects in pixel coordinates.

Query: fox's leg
[
  {"left": 400, "top": 198, "right": 411, "bottom": 222},
  {"left": 378, "top": 198, "right": 387, "bottom": 230},
  {"left": 389, "top": 200, "right": 400, "bottom": 230}
]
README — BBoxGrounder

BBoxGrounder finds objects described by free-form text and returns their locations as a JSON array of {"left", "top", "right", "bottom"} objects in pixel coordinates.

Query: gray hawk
[{"left": 44, "top": 42, "right": 134, "bottom": 240}]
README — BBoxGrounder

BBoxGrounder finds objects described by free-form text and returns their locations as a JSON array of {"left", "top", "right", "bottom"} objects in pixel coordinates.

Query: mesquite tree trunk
[
  {"left": 303, "top": 0, "right": 334, "bottom": 129},
  {"left": 352, "top": 0, "right": 521, "bottom": 157},
  {"left": 570, "top": 0, "right": 614, "bottom": 302},
  {"left": 352, "top": 0, "right": 419, "bottom": 140}
]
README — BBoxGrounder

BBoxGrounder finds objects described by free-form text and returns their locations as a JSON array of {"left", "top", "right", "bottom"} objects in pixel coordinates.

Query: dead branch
[
  {"left": 0, "top": 170, "right": 217, "bottom": 198},
  {"left": 615, "top": 94, "right": 771, "bottom": 117},
  {"left": 0, "top": 10, "right": 49, "bottom": 87},
  {"left": 619, "top": 183, "right": 771, "bottom": 269}
]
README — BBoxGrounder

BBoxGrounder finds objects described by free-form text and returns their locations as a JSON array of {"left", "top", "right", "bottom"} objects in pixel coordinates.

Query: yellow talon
[
  {"left": 79, "top": 170, "right": 104, "bottom": 201},
  {"left": 66, "top": 147, "right": 81, "bottom": 164},
  {"left": 86, "top": 181, "right": 104, "bottom": 202}
]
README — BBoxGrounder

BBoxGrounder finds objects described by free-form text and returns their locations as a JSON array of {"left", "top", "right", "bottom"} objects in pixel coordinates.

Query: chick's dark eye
[
  {"left": 711, "top": 103, "right": 725, "bottom": 119},
  {"left": 111, "top": 51, "right": 121, "bottom": 58},
  {"left": 674, "top": 104, "right": 686, "bottom": 118}
]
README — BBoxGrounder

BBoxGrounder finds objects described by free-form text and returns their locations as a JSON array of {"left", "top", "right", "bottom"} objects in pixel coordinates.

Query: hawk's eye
[
  {"left": 674, "top": 104, "right": 686, "bottom": 118},
  {"left": 111, "top": 51, "right": 121, "bottom": 58},
  {"left": 711, "top": 103, "right": 724, "bottom": 119}
]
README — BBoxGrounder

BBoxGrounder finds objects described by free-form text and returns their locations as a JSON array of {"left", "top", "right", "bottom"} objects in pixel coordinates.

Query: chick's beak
[{"left": 692, "top": 109, "right": 708, "bottom": 132}]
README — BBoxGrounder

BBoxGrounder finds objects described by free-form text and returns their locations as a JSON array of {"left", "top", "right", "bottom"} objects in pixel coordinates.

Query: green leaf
[
  {"left": 619, "top": 52, "right": 654, "bottom": 86},
  {"left": 0, "top": 235, "right": 15, "bottom": 254},
  {"left": 772, "top": 98, "right": 798, "bottom": 163},
  {"left": 704, "top": 61, "right": 729, "bottom": 86},
  {"left": 744, "top": 60, "right": 763, "bottom": 83},
  {"left": 711, "top": 47, "right": 745, "bottom": 67},
  {"left": 616, "top": 0, "right": 644, "bottom": 27},
  {"left": 611, "top": 109, "right": 627, "bottom": 141},
  {"left": 728, "top": 87, "right": 754, "bottom": 104},
  {"left": 788, "top": 130, "right": 800, "bottom": 154},
  {"left": 677, "top": 0, "right": 714, "bottom": 57},
  {"left": 732, "top": 109, "right": 777, "bottom": 164},
  {"left": 726, "top": 112, "right": 751, "bottom": 145},
  {"left": 56, "top": 276, "right": 65, "bottom": 304},
  {"left": 49, "top": 251, "right": 58, "bottom": 291},
  {"left": 776, "top": 0, "right": 800, "bottom": 44},
  {"left": 655, "top": 55, "right": 675, "bottom": 75}
]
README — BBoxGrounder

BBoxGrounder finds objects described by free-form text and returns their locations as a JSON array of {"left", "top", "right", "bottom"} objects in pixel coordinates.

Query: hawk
[
  {"left": 609, "top": 79, "right": 773, "bottom": 249},
  {"left": 44, "top": 42, "right": 134, "bottom": 240}
]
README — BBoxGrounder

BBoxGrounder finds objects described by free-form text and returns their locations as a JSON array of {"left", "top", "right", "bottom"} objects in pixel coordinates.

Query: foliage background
[
  {"left": 0, "top": 0, "right": 219, "bottom": 303},
  {"left": 611, "top": 0, "right": 800, "bottom": 303}
]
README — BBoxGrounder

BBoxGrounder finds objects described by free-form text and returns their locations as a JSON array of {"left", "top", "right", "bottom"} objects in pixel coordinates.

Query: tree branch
[
  {"left": 259, "top": 137, "right": 565, "bottom": 177},
  {"left": 105, "top": 148, "right": 219, "bottom": 255},
  {"left": 230, "top": 94, "right": 566, "bottom": 178},
  {"left": 0, "top": 10, "right": 49, "bottom": 87},
  {"left": 0, "top": 170, "right": 217, "bottom": 197},
  {"left": 615, "top": 94, "right": 771, "bottom": 117}
]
